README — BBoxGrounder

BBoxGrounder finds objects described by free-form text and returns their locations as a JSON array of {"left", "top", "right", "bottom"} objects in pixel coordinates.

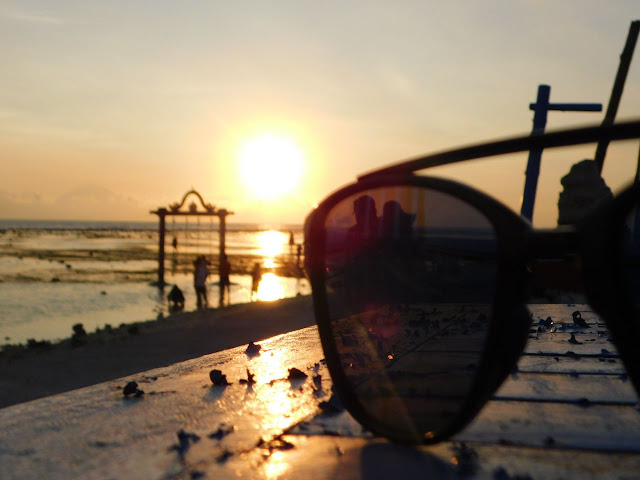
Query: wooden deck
[{"left": 0, "top": 304, "right": 638, "bottom": 479}]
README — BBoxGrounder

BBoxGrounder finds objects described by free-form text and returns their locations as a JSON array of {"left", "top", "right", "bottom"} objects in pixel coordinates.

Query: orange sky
[{"left": 1, "top": 2, "right": 639, "bottom": 226}]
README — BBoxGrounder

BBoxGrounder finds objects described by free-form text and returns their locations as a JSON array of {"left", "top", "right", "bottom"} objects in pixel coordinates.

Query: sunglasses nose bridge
[
  {"left": 526, "top": 228, "right": 584, "bottom": 293},
  {"left": 526, "top": 228, "right": 579, "bottom": 260}
]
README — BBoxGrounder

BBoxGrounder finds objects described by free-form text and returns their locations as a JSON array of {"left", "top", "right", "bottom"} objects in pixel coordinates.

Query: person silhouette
[
  {"left": 343, "top": 195, "right": 380, "bottom": 313},
  {"left": 346, "top": 195, "right": 379, "bottom": 252},
  {"left": 219, "top": 254, "right": 231, "bottom": 306},
  {"left": 381, "top": 200, "right": 416, "bottom": 238},
  {"left": 193, "top": 256, "right": 209, "bottom": 310},
  {"left": 251, "top": 262, "right": 262, "bottom": 301},
  {"left": 167, "top": 284, "right": 185, "bottom": 312}
]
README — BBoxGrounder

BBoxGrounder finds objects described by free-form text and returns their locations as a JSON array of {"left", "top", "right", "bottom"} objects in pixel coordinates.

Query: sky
[{"left": 0, "top": 1, "right": 639, "bottom": 226}]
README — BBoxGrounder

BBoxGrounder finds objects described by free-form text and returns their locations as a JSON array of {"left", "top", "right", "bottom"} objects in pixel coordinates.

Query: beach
[
  {"left": 0, "top": 220, "right": 316, "bottom": 409},
  {"left": 0, "top": 220, "right": 308, "bottom": 345},
  {"left": 0, "top": 295, "right": 316, "bottom": 408}
]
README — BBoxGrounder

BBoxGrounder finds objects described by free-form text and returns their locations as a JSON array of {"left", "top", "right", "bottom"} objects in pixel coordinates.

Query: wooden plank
[
  {"left": 234, "top": 435, "right": 640, "bottom": 480},
  {"left": 1, "top": 307, "right": 639, "bottom": 479},
  {"left": 0, "top": 326, "right": 330, "bottom": 480},
  {"left": 523, "top": 334, "right": 617, "bottom": 355},
  {"left": 517, "top": 354, "right": 625, "bottom": 374},
  {"left": 297, "top": 399, "right": 640, "bottom": 452},
  {"left": 459, "top": 401, "right": 640, "bottom": 452},
  {"left": 495, "top": 372, "right": 637, "bottom": 403}
]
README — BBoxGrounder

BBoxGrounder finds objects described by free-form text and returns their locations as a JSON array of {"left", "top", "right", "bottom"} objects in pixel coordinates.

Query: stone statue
[{"left": 557, "top": 159, "right": 613, "bottom": 226}]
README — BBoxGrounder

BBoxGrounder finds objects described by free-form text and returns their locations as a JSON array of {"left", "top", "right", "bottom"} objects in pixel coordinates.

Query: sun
[{"left": 239, "top": 135, "right": 303, "bottom": 200}]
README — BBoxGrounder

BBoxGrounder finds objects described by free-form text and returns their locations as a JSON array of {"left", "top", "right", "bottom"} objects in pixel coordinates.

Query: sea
[{"left": 0, "top": 219, "right": 310, "bottom": 345}]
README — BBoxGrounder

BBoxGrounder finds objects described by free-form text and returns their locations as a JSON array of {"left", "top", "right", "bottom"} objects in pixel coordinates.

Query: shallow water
[{"left": 0, "top": 221, "right": 308, "bottom": 345}]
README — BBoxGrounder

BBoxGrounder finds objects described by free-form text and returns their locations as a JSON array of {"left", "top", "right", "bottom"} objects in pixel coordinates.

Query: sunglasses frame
[{"left": 304, "top": 120, "right": 640, "bottom": 444}]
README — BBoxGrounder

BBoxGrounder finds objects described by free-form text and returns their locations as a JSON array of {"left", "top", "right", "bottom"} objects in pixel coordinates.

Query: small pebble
[
  {"left": 239, "top": 368, "right": 256, "bottom": 385},
  {"left": 263, "top": 437, "right": 295, "bottom": 451},
  {"left": 450, "top": 442, "right": 478, "bottom": 475},
  {"left": 216, "top": 450, "right": 233, "bottom": 464},
  {"left": 245, "top": 342, "right": 261, "bottom": 356},
  {"left": 572, "top": 311, "right": 589, "bottom": 328},
  {"left": 288, "top": 367, "right": 307, "bottom": 380},
  {"left": 318, "top": 393, "right": 345, "bottom": 414},
  {"left": 208, "top": 424, "right": 235, "bottom": 440},
  {"left": 568, "top": 333, "right": 581, "bottom": 345},
  {"left": 123, "top": 381, "right": 144, "bottom": 397},
  {"left": 169, "top": 429, "right": 200, "bottom": 459},
  {"left": 209, "top": 369, "right": 231, "bottom": 386}
]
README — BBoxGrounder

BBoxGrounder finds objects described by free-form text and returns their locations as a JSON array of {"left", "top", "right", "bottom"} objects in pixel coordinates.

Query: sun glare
[
  {"left": 240, "top": 135, "right": 303, "bottom": 200},
  {"left": 257, "top": 273, "right": 285, "bottom": 301}
]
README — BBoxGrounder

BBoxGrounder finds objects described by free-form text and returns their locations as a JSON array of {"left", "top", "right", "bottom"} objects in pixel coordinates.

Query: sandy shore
[{"left": 0, "top": 295, "right": 316, "bottom": 409}]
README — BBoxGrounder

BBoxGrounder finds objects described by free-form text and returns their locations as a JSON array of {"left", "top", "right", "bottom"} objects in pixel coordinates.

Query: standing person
[
  {"left": 288, "top": 231, "right": 296, "bottom": 261},
  {"left": 219, "top": 254, "right": 231, "bottom": 306},
  {"left": 251, "top": 262, "right": 262, "bottom": 301},
  {"left": 193, "top": 256, "right": 209, "bottom": 310}
]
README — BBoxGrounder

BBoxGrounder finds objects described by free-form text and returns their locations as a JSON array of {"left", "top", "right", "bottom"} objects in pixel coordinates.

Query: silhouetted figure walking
[
  {"left": 193, "top": 256, "right": 209, "bottom": 310},
  {"left": 296, "top": 244, "right": 302, "bottom": 274},
  {"left": 251, "top": 262, "right": 262, "bottom": 301},
  {"left": 219, "top": 254, "right": 231, "bottom": 306}
]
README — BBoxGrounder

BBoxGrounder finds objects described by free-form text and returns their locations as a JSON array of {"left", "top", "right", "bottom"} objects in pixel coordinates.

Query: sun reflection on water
[
  {"left": 264, "top": 450, "right": 289, "bottom": 479},
  {"left": 246, "top": 348, "right": 298, "bottom": 431},
  {"left": 257, "top": 230, "right": 286, "bottom": 258},
  {"left": 257, "top": 273, "right": 285, "bottom": 301}
]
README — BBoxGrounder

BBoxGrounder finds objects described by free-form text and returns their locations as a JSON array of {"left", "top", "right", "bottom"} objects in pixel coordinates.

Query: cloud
[
  {"left": 0, "top": 187, "right": 146, "bottom": 221},
  {"left": 4, "top": 11, "right": 64, "bottom": 25}
]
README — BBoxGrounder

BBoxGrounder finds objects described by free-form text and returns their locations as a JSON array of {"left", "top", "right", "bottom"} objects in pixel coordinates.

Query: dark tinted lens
[
  {"left": 323, "top": 185, "right": 498, "bottom": 439},
  {"left": 623, "top": 207, "right": 640, "bottom": 320}
]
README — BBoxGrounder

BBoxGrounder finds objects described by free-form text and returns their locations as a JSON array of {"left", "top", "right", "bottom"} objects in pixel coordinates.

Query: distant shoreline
[{"left": 0, "top": 219, "right": 304, "bottom": 231}]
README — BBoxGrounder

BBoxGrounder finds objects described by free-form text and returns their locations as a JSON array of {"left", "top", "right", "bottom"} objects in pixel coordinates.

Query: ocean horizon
[{"left": 0, "top": 218, "right": 304, "bottom": 231}]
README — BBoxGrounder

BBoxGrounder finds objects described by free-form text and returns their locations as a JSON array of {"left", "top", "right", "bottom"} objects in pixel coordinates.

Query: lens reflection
[{"left": 323, "top": 186, "right": 498, "bottom": 437}]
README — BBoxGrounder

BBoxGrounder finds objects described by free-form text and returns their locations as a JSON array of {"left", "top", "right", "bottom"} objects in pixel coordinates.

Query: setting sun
[{"left": 239, "top": 135, "right": 304, "bottom": 200}]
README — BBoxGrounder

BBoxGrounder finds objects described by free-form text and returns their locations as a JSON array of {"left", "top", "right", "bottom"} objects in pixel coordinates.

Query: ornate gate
[{"left": 151, "top": 189, "right": 233, "bottom": 287}]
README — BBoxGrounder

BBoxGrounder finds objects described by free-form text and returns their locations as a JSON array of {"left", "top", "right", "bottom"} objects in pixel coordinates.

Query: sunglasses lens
[
  {"left": 624, "top": 207, "right": 640, "bottom": 318},
  {"left": 322, "top": 185, "right": 499, "bottom": 440}
]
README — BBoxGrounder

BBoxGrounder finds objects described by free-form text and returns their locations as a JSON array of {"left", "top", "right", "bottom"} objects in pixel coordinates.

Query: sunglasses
[{"left": 304, "top": 119, "right": 640, "bottom": 444}]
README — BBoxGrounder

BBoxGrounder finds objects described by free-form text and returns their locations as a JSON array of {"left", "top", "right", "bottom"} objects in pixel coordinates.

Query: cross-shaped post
[{"left": 520, "top": 84, "right": 602, "bottom": 221}]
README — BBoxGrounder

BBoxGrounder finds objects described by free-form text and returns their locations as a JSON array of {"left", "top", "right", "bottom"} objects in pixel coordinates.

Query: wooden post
[
  {"left": 218, "top": 210, "right": 227, "bottom": 261},
  {"left": 520, "top": 85, "right": 602, "bottom": 221},
  {"left": 157, "top": 209, "right": 167, "bottom": 287},
  {"left": 595, "top": 20, "right": 640, "bottom": 173},
  {"left": 520, "top": 85, "right": 550, "bottom": 222}
]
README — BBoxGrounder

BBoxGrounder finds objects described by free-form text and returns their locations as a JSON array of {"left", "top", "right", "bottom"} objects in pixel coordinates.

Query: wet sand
[{"left": 0, "top": 295, "right": 316, "bottom": 408}]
